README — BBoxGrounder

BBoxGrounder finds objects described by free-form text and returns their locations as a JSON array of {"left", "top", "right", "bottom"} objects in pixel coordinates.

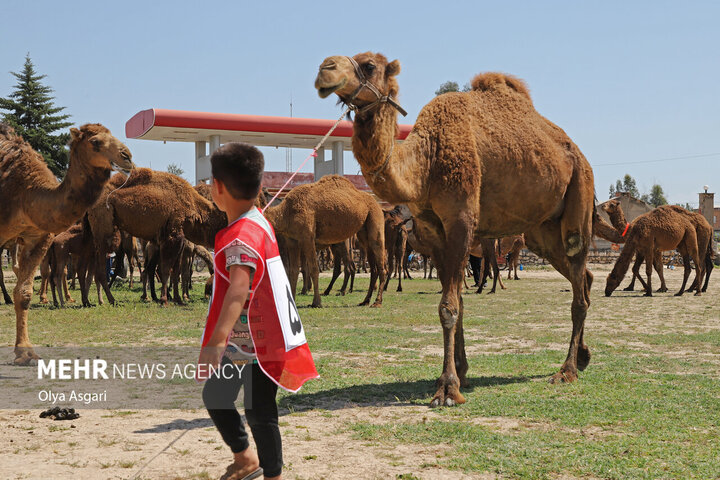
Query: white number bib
[{"left": 266, "top": 256, "right": 307, "bottom": 351}]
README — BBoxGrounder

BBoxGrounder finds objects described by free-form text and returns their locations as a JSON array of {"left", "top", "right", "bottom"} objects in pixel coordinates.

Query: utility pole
[{"left": 285, "top": 94, "right": 293, "bottom": 172}]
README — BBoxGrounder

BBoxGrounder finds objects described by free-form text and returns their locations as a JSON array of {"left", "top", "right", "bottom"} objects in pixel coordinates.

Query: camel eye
[{"left": 364, "top": 63, "right": 376, "bottom": 74}]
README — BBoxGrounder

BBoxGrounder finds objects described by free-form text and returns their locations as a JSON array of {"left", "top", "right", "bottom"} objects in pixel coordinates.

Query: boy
[{"left": 198, "top": 142, "right": 318, "bottom": 480}]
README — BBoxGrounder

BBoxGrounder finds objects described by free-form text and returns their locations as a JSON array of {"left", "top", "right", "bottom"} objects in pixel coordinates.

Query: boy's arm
[{"left": 198, "top": 264, "right": 252, "bottom": 371}]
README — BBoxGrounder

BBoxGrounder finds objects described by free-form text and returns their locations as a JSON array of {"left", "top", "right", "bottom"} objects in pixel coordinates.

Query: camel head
[
  {"left": 601, "top": 199, "right": 621, "bottom": 216},
  {"left": 315, "top": 52, "right": 406, "bottom": 116},
  {"left": 70, "top": 123, "right": 134, "bottom": 174},
  {"left": 605, "top": 270, "right": 623, "bottom": 296}
]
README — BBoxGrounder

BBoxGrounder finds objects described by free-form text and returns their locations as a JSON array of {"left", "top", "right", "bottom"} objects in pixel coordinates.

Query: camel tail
[{"left": 470, "top": 73, "right": 531, "bottom": 101}]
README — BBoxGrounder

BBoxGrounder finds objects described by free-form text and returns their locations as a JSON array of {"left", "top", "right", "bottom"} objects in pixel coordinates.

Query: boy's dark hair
[{"left": 210, "top": 142, "right": 264, "bottom": 200}]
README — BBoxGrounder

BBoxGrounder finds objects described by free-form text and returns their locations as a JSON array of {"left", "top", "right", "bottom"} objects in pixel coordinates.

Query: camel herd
[{"left": 0, "top": 50, "right": 716, "bottom": 408}]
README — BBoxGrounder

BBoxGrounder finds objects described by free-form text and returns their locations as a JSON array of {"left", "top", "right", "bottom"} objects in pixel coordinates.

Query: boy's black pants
[
  {"left": 203, "top": 358, "right": 282, "bottom": 477},
  {"left": 469, "top": 254, "right": 482, "bottom": 285}
]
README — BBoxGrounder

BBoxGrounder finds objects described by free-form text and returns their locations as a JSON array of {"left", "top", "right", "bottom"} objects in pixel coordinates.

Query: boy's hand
[{"left": 197, "top": 346, "right": 223, "bottom": 381}]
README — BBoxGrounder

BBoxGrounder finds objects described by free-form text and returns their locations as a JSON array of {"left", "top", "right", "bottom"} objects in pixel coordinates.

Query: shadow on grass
[
  {"left": 134, "top": 417, "right": 213, "bottom": 434},
  {"left": 279, "top": 373, "right": 548, "bottom": 412}
]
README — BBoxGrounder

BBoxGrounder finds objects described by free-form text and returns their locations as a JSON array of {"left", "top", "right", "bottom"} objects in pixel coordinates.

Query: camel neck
[
  {"left": 608, "top": 209, "right": 628, "bottom": 233},
  {"left": 351, "top": 103, "right": 428, "bottom": 204},
  {"left": 35, "top": 157, "right": 111, "bottom": 233}
]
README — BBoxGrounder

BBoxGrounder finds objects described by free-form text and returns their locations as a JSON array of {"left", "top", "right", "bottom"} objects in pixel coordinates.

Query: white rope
[
  {"left": 262, "top": 106, "right": 351, "bottom": 213},
  {"left": 105, "top": 168, "right": 133, "bottom": 210}
]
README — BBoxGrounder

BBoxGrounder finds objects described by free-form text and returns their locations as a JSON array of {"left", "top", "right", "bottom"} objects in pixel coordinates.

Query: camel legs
[
  {"left": 158, "top": 234, "right": 185, "bottom": 306},
  {"left": 296, "top": 238, "right": 322, "bottom": 307},
  {"left": 525, "top": 222, "right": 591, "bottom": 384},
  {"left": 431, "top": 218, "right": 470, "bottom": 407},
  {"left": 0, "top": 258, "right": 12, "bottom": 304},
  {"left": 13, "top": 234, "right": 53, "bottom": 365},
  {"left": 396, "top": 234, "right": 407, "bottom": 292},
  {"left": 357, "top": 224, "right": 386, "bottom": 308},
  {"left": 322, "top": 243, "right": 344, "bottom": 296}
]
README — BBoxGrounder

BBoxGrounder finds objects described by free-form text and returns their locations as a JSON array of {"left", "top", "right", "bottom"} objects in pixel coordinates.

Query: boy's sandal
[{"left": 220, "top": 463, "right": 263, "bottom": 480}]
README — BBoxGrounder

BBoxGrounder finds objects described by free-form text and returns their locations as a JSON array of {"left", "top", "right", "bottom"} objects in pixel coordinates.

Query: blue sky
[{"left": 1, "top": 1, "right": 718, "bottom": 206}]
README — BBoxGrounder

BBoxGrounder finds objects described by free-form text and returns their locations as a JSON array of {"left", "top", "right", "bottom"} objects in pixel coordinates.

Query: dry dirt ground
[{"left": 0, "top": 264, "right": 717, "bottom": 479}]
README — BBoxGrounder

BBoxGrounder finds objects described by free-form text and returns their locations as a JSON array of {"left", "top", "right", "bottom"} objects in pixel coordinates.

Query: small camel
[
  {"left": 469, "top": 239, "right": 506, "bottom": 294},
  {"left": 605, "top": 205, "right": 712, "bottom": 297},
  {"left": 601, "top": 200, "right": 667, "bottom": 293},
  {"left": 500, "top": 235, "right": 525, "bottom": 280},
  {"left": 383, "top": 206, "right": 411, "bottom": 292},
  {"left": 316, "top": 52, "right": 606, "bottom": 406},
  {"left": 264, "top": 175, "right": 387, "bottom": 308},
  {"left": 0, "top": 123, "right": 133, "bottom": 364}
]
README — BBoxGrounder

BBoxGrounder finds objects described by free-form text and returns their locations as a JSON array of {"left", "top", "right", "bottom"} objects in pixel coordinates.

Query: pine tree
[{"left": 0, "top": 54, "right": 72, "bottom": 177}]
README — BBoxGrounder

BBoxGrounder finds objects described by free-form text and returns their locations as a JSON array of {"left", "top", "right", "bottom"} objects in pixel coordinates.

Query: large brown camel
[
  {"left": 87, "top": 169, "right": 227, "bottom": 305},
  {"left": 605, "top": 205, "right": 711, "bottom": 297},
  {"left": 0, "top": 123, "right": 133, "bottom": 364},
  {"left": 601, "top": 200, "right": 667, "bottom": 293},
  {"left": 264, "top": 175, "right": 387, "bottom": 308},
  {"left": 316, "top": 52, "right": 603, "bottom": 406}
]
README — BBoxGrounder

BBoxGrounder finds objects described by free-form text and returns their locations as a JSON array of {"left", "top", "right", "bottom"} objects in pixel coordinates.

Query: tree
[
  {"left": 167, "top": 162, "right": 185, "bottom": 177},
  {"left": 435, "top": 81, "right": 471, "bottom": 96},
  {"left": 609, "top": 183, "right": 616, "bottom": 199},
  {"left": 0, "top": 54, "right": 72, "bottom": 177},
  {"left": 646, "top": 184, "right": 668, "bottom": 207},
  {"left": 621, "top": 174, "right": 640, "bottom": 198}
]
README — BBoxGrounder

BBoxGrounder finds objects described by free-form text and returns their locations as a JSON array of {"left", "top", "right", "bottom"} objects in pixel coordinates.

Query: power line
[{"left": 592, "top": 152, "right": 720, "bottom": 167}]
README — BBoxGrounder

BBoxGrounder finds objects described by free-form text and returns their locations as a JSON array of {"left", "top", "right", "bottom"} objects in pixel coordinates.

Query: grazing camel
[
  {"left": 500, "top": 235, "right": 525, "bottom": 280},
  {"left": 601, "top": 200, "right": 667, "bottom": 292},
  {"left": 316, "top": 52, "right": 604, "bottom": 406},
  {"left": 0, "top": 123, "right": 133, "bottom": 364},
  {"left": 264, "top": 175, "right": 387, "bottom": 308},
  {"left": 605, "top": 205, "right": 711, "bottom": 297},
  {"left": 88, "top": 169, "right": 228, "bottom": 305}
]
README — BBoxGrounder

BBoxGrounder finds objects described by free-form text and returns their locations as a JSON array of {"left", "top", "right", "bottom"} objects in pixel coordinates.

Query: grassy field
[{"left": 1, "top": 265, "right": 719, "bottom": 479}]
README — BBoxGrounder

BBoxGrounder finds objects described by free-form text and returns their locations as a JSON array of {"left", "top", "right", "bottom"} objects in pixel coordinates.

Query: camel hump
[
  {"left": 470, "top": 73, "right": 531, "bottom": 101},
  {"left": 0, "top": 122, "right": 17, "bottom": 141}
]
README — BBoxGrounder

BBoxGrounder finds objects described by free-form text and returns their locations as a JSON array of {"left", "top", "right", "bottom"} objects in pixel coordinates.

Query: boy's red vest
[{"left": 201, "top": 209, "right": 318, "bottom": 392}]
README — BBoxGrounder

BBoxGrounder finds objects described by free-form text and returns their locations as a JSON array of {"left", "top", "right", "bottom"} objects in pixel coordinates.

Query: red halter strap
[{"left": 621, "top": 222, "right": 630, "bottom": 237}]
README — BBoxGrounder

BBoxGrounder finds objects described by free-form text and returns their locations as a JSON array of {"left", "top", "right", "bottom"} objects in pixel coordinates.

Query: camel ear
[
  {"left": 386, "top": 60, "right": 401, "bottom": 77},
  {"left": 70, "top": 128, "right": 82, "bottom": 141}
]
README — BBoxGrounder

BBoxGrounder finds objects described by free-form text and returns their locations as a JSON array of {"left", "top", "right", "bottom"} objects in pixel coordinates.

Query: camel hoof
[
  {"left": 622, "top": 286, "right": 634, "bottom": 292},
  {"left": 694, "top": 291, "right": 702, "bottom": 297},
  {"left": 370, "top": 301, "right": 382, "bottom": 308},
  {"left": 309, "top": 303, "right": 322, "bottom": 308},
  {"left": 358, "top": 301, "right": 369, "bottom": 307},
  {"left": 40, "top": 299, "right": 48, "bottom": 304},
  {"left": 643, "top": 292, "right": 653, "bottom": 297},
  {"left": 673, "top": 292, "right": 683, "bottom": 297},
  {"left": 430, "top": 397, "right": 442, "bottom": 408},
  {"left": 549, "top": 370, "right": 577, "bottom": 384},
  {"left": 13, "top": 348, "right": 40, "bottom": 366},
  {"left": 444, "top": 397, "right": 456, "bottom": 407}
]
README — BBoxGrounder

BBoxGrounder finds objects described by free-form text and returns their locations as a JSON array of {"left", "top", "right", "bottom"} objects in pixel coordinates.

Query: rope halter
[{"left": 344, "top": 56, "right": 408, "bottom": 117}]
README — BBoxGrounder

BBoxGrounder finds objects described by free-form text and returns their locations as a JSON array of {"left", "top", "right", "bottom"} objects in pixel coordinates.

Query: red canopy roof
[{"left": 126, "top": 108, "right": 413, "bottom": 150}]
